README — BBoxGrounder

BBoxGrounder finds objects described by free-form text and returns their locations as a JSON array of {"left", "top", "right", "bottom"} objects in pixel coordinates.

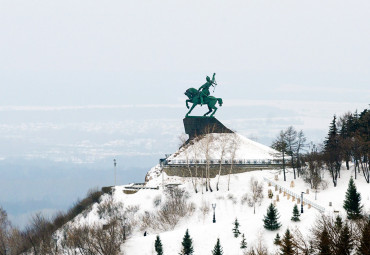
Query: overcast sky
[{"left": 0, "top": 0, "right": 369, "bottom": 227}]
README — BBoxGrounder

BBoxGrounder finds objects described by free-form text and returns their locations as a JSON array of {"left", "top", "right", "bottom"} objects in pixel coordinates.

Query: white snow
[
  {"left": 63, "top": 163, "right": 369, "bottom": 255},
  {"left": 56, "top": 132, "right": 369, "bottom": 255},
  {"left": 167, "top": 133, "right": 279, "bottom": 164}
]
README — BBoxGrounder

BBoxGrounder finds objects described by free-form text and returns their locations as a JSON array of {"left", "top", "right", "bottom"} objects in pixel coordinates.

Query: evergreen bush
[
  {"left": 179, "top": 229, "right": 194, "bottom": 255},
  {"left": 263, "top": 203, "right": 281, "bottom": 230},
  {"left": 211, "top": 238, "right": 223, "bottom": 255},
  {"left": 343, "top": 177, "right": 363, "bottom": 219}
]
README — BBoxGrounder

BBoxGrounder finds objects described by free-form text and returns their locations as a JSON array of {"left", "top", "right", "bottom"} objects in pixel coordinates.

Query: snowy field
[{"left": 67, "top": 162, "right": 369, "bottom": 255}]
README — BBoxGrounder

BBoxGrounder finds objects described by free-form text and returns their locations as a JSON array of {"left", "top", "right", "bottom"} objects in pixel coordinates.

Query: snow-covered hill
[
  {"left": 167, "top": 133, "right": 279, "bottom": 164},
  {"left": 61, "top": 163, "right": 370, "bottom": 255}
]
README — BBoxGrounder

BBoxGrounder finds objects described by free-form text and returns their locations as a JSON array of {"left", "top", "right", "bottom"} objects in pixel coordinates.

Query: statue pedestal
[{"left": 183, "top": 116, "right": 233, "bottom": 139}]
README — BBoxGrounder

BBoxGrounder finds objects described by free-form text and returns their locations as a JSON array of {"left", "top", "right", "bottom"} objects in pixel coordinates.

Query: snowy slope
[
  {"left": 62, "top": 163, "right": 369, "bottom": 255},
  {"left": 167, "top": 133, "right": 279, "bottom": 163}
]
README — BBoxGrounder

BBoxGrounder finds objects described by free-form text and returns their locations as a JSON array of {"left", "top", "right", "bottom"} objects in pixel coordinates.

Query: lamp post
[
  {"left": 123, "top": 217, "right": 127, "bottom": 240},
  {"left": 212, "top": 203, "right": 216, "bottom": 223},
  {"left": 113, "top": 159, "right": 117, "bottom": 186},
  {"left": 301, "top": 192, "right": 304, "bottom": 213}
]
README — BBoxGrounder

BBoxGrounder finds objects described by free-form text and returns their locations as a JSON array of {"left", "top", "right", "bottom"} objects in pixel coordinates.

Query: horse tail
[{"left": 217, "top": 98, "right": 223, "bottom": 106}]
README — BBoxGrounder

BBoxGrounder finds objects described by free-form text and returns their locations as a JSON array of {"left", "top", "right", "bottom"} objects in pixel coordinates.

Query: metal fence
[
  {"left": 263, "top": 177, "right": 325, "bottom": 213},
  {"left": 166, "top": 158, "right": 282, "bottom": 165}
]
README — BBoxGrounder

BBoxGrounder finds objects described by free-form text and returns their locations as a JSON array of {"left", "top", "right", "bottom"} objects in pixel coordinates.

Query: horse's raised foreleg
[
  {"left": 186, "top": 103, "right": 197, "bottom": 117},
  {"left": 203, "top": 105, "right": 213, "bottom": 116},
  {"left": 186, "top": 100, "right": 191, "bottom": 109},
  {"left": 210, "top": 106, "right": 218, "bottom": 117},
  {"left": 209, "top": 99, "right": 218, "bottom": 117}
]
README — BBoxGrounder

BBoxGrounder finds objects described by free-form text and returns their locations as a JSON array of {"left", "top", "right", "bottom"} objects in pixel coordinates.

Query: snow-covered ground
[
  {"left": 167, "top": 133, "right": 279, "bottom": 163},
  {"left": 67, "top": 162, "right": 369, "bottom": 255}
]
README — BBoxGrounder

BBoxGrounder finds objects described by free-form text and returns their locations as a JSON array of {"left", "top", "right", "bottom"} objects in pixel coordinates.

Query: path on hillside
[{"left": 263, "top": 177, "right": 325, "bottom": 213}]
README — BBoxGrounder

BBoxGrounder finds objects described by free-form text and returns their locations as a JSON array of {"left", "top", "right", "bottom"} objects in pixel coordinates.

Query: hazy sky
[{"left": 0, "top": 0, "right": 369, "bottom": 227}]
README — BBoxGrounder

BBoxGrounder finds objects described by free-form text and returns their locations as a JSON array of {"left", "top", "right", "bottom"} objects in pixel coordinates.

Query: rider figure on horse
[{"left": 198, "top": 73, "right": 216, "bottom": 105}]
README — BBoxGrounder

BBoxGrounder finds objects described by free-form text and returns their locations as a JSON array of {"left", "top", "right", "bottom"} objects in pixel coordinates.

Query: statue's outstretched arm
[{"left": 212, "top": 73, "right": 216, "bottom": 83}]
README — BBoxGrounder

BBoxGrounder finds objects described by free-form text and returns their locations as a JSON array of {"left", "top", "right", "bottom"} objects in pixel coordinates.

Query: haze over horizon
[{"left": 0, "top": 0, "right": 369, "bottom": 228}]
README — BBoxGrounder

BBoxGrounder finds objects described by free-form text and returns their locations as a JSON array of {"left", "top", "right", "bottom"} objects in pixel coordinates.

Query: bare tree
[
  {"left": 271, "top": 130, "right": 288, "bottom": 182},
  {"left": 285, "top": 126, "right": 298, "bottom": 179},
  {"left": 200, "top": 126, "right": 215, "bottom": 192},
  {"left": 0, "top": 207, "right": 10, "bottom": 255},
  {"left": 64, "top": 219, "right": 123, "bottom": 255},
  {"left": 303, "top": 145, "right": 324, "bottom": 200},
  {"left": 179, "top": 133, "right": 198, "bottom": 193},
  {"left": 23, "top": 212, "right": 55, "bottom": 255},
  {"left": 216, "top": 134, "right": 230, "bottom": 191},
  {"left": 246, "top": 177, "right": 264, "bottom": 214},
  {"left": 295, "top": 130, "right": 307, "bottom": 178},
  {"left": 245, "top": 232, "right": 269, "bottom": 255},
  {"left": 291, "top": 227, "right": 312, "bottom": 255},
  {"left": 228, "top": 133, "right": 240, "bottom": 191}
]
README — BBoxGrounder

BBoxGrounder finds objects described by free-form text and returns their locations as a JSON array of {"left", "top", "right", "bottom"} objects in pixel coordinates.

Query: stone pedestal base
[{"left": 183, "top": 116, "right": 233, "bottom": 139}]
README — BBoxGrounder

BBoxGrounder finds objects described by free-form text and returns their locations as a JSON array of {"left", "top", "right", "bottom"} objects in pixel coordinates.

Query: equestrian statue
[{"left": 184, "top": 73, "right": 223, "bottom": 117}]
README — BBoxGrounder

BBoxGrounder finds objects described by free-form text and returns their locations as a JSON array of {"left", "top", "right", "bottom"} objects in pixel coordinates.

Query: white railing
[
  {"left": 263, "top": 177, "right": 325, "bottom": 213},
  {"left": 166, "top": 158, "right": 282, "bottom": 165}
]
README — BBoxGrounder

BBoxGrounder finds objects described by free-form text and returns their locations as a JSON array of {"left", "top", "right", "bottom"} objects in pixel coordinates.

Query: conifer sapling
[
  {"left": 263, "top": 203, "right": 281, "bottom": 230},
  {"left": 343, "top": 176, "right": 363, "bottom": 219},
  {"left": 240, "top": 233, "right": 247, "bottom": 249},
  {"left": 232, "top": 218, "right": 241, "bottom": 237},
  {"left": 155, "top": 235, "right": 163, "bottom": 255},
  {"left": 280, "top": 229, "right": 294, "bottom": 255},
  {"left": 291, "top": 204, "right": 300, "bottom": 222},
  {"left": 211, "top": 238, "right": 223, "bottom": 255},
  {"left": 274, "top": 233, "right": 281, "bottom": 245},
  {"left": 179, "top": 229, "right": 194, "bottom": 255}
]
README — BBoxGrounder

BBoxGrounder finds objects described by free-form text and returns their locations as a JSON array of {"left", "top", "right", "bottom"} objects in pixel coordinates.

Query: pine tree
[
  {"left": 318, "top": 228, "right": 331, "bottom": 255},
  {"left": 232, "top": 218, "right": 241, "bottom": 237},
  {"left": 179, "top": 229, "right": 194, "bottom": 255},
  {"left": 280, "top": 229, "right": 294, "bottom": 255},
  {"left": 357, "top": 218, "right": 370, "bottom": 255},
  {"left": 324, "top": 115, "right": 342, "bottom": 187},
  {"left": 155, "top": 235, "right": 163, "bottom": 255},
  {"left": 240, "top": 233, "right": 247, "bottom": 249},
  {"left": 274, "top": 233, "right": 281, "bottom": 245},
  {"left": 263, "top": 203, "right": 281, "bottom": 230},
  {"left": 291, "top": 204, "right": 300, "bottom": 222},
  {"left": 211, "top": 238, "right": 223, "bottom": 255},
  {"left": 337, "top": 223, "right": 353, "bottom": 255},
  {"left": 343, "top": 176, "right": 363, "bottom": 219}
]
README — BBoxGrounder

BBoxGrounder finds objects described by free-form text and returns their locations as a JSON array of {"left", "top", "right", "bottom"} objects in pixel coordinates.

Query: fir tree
[
  {"left": 291, "top": 204, "right": 300, "bottom": 222},
  {"left": 318, "top": 228, "right": 331, "bottom": 255},
  {"left": 240, "top": 233, "right": 247, "bottom": 249},
  {"left": 280, "top": 229, "right": 295, "bottom": 255},
  {"left": 274, "top": 233, "right": 281, "bottom": 245},
  {"left": 155, "top": 235, "right": 163, "bottom": 255},
  {"left": 179, "top": 229, "right": 194, "bottom": 255},
  {"left": 211, "top": 238, "right": 223, "bottom": 255},
  {"left": 343, "top": 176, "right": 363, "bottom": 219},
  {"left": 334, "top": 215, "right": 343, "bottom": 231},
  {"left": 232, "top": 218, "right": 241, "bottom": 237},
  {"left": 337, "top": 223, "right": 353, "bottom": 255},
  {"left": 263, "top": 203, "right": 281, "bottom": 230},
  {"left": 357, "top": 218, "right": 370, "bottom": 255}
]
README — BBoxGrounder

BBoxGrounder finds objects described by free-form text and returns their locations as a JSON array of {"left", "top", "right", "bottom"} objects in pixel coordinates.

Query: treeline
[
  {"left": 0, "top": 187, "right": 112, "bottom": 255},
  {"left": 324, "top": 108, "right": 369, "bottom": 185},
  {"left": 272, "top": 107, "right": 369, "bottom": 187}
]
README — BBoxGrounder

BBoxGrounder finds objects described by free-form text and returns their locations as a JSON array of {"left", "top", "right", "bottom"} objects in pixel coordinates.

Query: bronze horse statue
[{"left": 184, "top": 88, "right": 223, "bottom": 117}]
